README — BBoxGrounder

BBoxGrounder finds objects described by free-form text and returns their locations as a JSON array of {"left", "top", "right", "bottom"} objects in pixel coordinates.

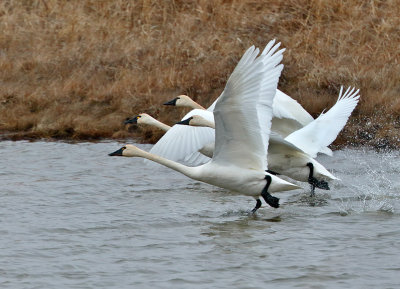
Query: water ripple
[{"left": 1, "top": 142, "right": 400, "bottom": 288}]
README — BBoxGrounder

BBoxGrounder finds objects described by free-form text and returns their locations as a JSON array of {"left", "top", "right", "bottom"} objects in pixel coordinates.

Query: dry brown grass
[{"left": 1, "top": 0, "right": 399, "bottom": 148}]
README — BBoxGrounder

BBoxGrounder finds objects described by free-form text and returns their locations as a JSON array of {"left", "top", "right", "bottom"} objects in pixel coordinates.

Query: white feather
[
  {"left": 285, "top": 86, "right": 360, "bottom": 158},
  {"left": 212, "top": 44, "right": 284, "bottom": 170},
  {"left": 146, "top": 109, "right": 214, "bottom": 166}
]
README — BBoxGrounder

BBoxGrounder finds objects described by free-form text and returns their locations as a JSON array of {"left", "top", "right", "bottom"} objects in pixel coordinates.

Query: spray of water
[{"left": 336, "top": 150, "right": 398, "bottom": 215}]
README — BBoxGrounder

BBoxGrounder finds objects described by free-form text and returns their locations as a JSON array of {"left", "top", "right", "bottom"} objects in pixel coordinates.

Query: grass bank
[{"left": 1, "top": 0, "right": 399, "bottom": 149}]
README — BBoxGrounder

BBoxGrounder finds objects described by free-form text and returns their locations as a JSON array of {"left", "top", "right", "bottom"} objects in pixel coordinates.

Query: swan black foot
[
  {"left": 308, "top": 176, "right": 330, "bottom": 196},
  {"left": 262, "top": 191, "right": 280, "bottom": 208},
  {"left": 251, "top": 199, "right": 262, "bottom": 214}
]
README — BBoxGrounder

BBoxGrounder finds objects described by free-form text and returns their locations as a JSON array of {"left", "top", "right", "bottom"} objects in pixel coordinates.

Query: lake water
[{"left": 1, "top": 141, "right": 400, "bottom": 289}]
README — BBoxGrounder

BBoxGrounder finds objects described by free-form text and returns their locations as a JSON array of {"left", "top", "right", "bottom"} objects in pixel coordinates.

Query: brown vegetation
[{"left": 1, "top": 0, "right": 399, "bottom": 149}]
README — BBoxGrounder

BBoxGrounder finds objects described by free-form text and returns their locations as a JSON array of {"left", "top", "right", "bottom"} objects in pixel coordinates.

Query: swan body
[
  {"left": 110, "top": 41, "right": 301, "bottom": 211},
  {"left": 267, "top": 134, "right": 338, "bottom": 183}
]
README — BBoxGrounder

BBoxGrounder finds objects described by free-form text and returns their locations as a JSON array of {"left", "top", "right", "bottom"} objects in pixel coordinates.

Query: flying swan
[{"left": 109, "top": 40, "right": 300, "bottom": 212}]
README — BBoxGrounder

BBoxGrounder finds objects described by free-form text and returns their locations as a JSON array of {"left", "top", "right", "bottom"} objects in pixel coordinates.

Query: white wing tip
[{"left": 338, "top": 85, "right": 361, "bottom": 102}]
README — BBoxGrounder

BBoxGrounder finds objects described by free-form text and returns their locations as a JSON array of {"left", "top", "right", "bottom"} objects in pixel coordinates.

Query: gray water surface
[{"left": 1, "top": 141, "right": 400, "bottom": 289}]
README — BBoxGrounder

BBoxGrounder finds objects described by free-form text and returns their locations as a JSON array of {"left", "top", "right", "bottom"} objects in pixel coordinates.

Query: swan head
[
  {"left": 164, "top": 95, "right": 204, "bottom": 109},
  {"left": 109, "top": 144, "right": 142, "bottom": 157},
  {"left": 176, "top": 115, "right": 215, "bottom": 129},
  {"left": 124, "top": 113, "right": 154, "bottom": 126}
]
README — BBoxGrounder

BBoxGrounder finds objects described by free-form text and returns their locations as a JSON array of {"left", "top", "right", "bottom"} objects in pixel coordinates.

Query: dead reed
[{"left": 0, "top": 0, "right": 399, "bottom": 148}]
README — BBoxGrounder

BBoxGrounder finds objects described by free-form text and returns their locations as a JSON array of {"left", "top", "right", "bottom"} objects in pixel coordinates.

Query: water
[{"left": 1, "top": 141, "right": 400, "bottom": 289}]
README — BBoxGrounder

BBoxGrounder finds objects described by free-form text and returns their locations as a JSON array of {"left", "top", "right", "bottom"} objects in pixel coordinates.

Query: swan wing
[
  {"left": 272, "top": 89, "right": 314, "bottom": 137},
  {"left": 273, "top": 90, "right": 314, "bottom": 124},
  {"left": 319, "top": 146, "right": 333, "bottom": 156},
  {"left": 269, "top": 132, "right": 305, "bottom": 153},
  {"left": 212, "top": 41, "right": 284, "bottom": 170},
  {"left": 285, "top": 86, "right": 360, "bottom": 157},
  {"left": 147, "top": 109, "right": 215, "bottom": 166}
]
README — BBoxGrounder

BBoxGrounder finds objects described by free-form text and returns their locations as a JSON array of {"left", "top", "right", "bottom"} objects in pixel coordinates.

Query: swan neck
[
  {"left": 140, "top": 150, "right": 197, "bottom": 178},
  {"left": 192, "top": 102, "right": 206, "bottom": 110},
  {"left": 185, "top": 99, "right": 205, "bottom": 110},
  {"left": 151, "top": 119, "right": 171, "bottom": 132}
]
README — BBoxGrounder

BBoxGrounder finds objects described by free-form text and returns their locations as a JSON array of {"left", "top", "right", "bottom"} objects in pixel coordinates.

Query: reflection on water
[{"left": 1, "top": 141, "right": 400, "bottom": 289}]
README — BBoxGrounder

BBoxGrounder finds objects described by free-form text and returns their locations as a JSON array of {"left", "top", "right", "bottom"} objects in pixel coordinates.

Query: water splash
[
  {"left": 337, "top": 194, "right": 394, "bottom": 216},
  {"left": 336, "top": 150, "right": 398, "bottom": 215}
]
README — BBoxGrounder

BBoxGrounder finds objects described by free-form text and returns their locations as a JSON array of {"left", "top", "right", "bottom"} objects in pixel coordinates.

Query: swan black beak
[
  {"left": 124, "top": 116, "right": 139, "bottom": 125},
  {"left": 108, "top": 147, "right": 124, "bottom": 156},
  {"left": 163, "top": 97, "right": 178, "bottom": 106},
  {"left": 176, "top": 117, "right": 192, "bottom": 126}
]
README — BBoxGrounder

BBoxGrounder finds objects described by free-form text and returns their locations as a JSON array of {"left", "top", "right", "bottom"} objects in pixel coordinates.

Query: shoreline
[
  {"left": 1, "top": 1, "right": 399, "bottom": 151},
  {"left": 1, "top": 124, "right": 398, "bottom": 153}
]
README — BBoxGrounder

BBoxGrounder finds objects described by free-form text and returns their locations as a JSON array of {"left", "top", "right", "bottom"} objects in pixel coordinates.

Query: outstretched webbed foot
[{"left": 308, "top": 176, "right": 330, "bottom": 196}]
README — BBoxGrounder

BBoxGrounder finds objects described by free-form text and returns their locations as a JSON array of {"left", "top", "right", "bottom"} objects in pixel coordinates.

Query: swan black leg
[
  {"left": 261, "top": 175, "right": 280, "bottom": 208},
  {"left": 262, "top": 191, "right": 280, "bottom": 208},
  {"left": 309, "top": 183, "right": 316, "bottom": 197},
  {"left": 306, "top": 162, "right": 330, "bottom": 197},
  {"left": 251, "top": 199, "right": 262, "bottom": 213}
]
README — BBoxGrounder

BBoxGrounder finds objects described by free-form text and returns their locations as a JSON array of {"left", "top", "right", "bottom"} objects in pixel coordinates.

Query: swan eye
[
  {"left": 122, "top": 146, "right": 126, "bottom": 150},
  {"left": 137, "top": 115, "right": 141, "bottom": 118}
]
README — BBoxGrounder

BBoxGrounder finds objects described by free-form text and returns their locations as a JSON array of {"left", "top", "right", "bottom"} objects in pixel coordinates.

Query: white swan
[
  {"left": 110, "top": 40, "right": 300, "bottom": 212},
  {"left": 178, "top": 114, "right": 338, "bottom": 195}
]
